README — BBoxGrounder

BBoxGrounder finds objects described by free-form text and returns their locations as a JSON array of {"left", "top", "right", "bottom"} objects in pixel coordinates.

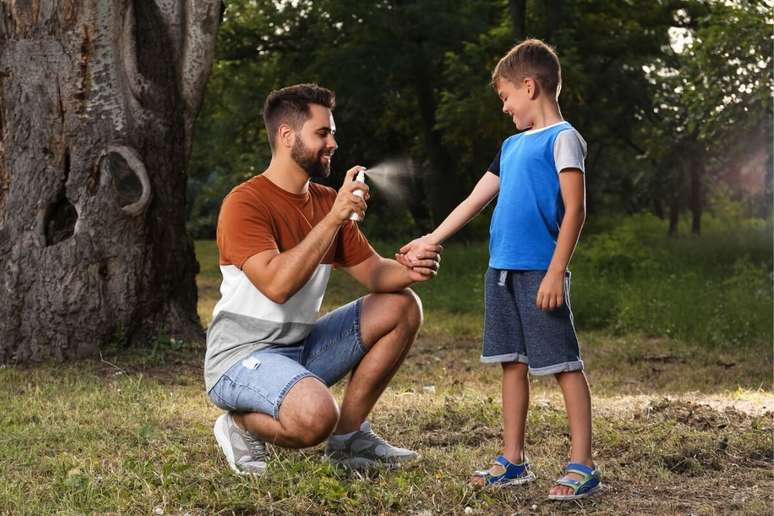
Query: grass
[{"left": 2, "top": 221, "right": 773, "bottom": 514}]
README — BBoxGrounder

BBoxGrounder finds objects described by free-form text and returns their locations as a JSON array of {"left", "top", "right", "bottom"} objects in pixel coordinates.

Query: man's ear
[{"left": 278, "top": 123, "right": 295, "bottom": 149}]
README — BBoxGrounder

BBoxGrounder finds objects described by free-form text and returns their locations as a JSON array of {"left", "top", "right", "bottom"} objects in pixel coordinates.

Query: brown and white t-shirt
[{"left": 204, "top": 175, "right": 374, "bottom": 391}]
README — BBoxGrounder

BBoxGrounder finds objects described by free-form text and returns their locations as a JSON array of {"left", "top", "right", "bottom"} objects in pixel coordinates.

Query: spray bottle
[{"left": 349, "top": 169, "right": 366, "bottom": 221}]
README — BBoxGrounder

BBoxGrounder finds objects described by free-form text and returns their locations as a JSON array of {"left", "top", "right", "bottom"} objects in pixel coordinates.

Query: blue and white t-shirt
[{"left": 487, "top": 121, "right": 587, "bottom": 270}]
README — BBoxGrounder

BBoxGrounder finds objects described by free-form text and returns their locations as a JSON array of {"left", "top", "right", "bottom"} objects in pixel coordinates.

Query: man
[{"left": 204, "top": 83, "right": 442, "bottom": 474}]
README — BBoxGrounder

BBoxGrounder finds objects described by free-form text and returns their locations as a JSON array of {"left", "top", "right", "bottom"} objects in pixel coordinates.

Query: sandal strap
[
  {"left": 495, "top": 455, "right": 510, "bottom": 468},
  {"left": 555, "top": 478, "right": 581, "bottom": 492},
  {"left": 566, "top": 462, "right": 595, "bottom": 476},
  {"left": 554, "top": 463, "right": 601, "bottom": 495}
]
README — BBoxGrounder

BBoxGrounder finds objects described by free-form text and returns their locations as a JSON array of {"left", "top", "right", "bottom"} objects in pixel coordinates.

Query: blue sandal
[
  {"left": 548, "top": 462, "right": 601, "bottom": 500},
  {"left": 471, "top": 455, "right": 536, "bottom": 487}
]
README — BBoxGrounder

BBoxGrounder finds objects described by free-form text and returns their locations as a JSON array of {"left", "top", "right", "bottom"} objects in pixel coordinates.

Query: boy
[{"left": 398, "top": 39, "right": 600, "bottom": 500}]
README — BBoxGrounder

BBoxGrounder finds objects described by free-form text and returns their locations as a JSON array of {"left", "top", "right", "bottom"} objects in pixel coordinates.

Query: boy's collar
[{"left": 522, "top": 121, "right": 568, "bottom": 135}]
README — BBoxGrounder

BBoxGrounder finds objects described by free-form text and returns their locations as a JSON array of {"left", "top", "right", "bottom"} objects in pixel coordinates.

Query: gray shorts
[
  {"left": 208, "top": 298, "right": 367, "bottom": 419},
  {"left": 482, "top": 268, "right": 583, "bottom": 375}
]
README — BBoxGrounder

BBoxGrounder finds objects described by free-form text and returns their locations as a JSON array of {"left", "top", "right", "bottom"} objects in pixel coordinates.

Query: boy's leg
[
  {"left": 502, "top": 361, "right": 529, "bottom": 464},
  {"left": 550, "top": 370, "right": 594, "bottom": 497},
  {"left": 512, "top": 270, "right": 595, "bottom": 495}
]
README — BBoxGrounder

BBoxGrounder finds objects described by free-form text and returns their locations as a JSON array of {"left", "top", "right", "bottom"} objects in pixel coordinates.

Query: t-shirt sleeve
[
  {"left": 487, "top": 148, "right": 502, "bottom": 176},
  {"left": 554, "top": 129, "right": 587, "bottom": 173},
  {"left": 334, "top": 221, "right": 376, "bottom": 268},
  {"left": 216, "top": 190, "right": 278, "bottom": 269}
]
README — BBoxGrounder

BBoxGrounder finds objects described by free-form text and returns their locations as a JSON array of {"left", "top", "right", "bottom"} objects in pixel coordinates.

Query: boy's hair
[
  {"left": 262, "top": 84, "right": 336, "bottom": 150},
  {"left": 491, "top": 39, "right": 562, "bottom": 98}
]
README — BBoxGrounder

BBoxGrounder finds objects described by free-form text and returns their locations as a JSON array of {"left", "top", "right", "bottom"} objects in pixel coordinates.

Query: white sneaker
[{"left": 213, "top": 413, "right": 267, "bottom": 475}]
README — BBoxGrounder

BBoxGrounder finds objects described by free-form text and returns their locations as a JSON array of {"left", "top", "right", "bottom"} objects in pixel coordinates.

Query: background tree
[
  {"left": 641, "top": 0, "right": 772, "bottom": 235},
  {"left": 188, "top": 0, "right": 771, "bottom": 241},
  {"left": 0, "top": 1, "right": 221, "bottom": 362}
]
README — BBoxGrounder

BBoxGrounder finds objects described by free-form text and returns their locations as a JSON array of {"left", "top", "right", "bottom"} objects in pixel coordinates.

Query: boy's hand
[
  {"left": 395, "top": 235, "right": 441, "bottom": 267},
  {"left": 536, "top": 270, "right": 565, "bottom": 311},
  {"left": 395, "top": 236, "right": 443, "bottom": 280}
]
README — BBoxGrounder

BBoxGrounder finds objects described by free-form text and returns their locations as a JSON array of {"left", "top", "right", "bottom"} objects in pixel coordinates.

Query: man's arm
[
  {"left": 242, "top": 167, "right": 368, "bottom": 304},
  {"left": 343, "top": 251, "right": 441, "bottom": 293},
  {"left": 536, "top": 169, "right": 586, "bottom": 310}
]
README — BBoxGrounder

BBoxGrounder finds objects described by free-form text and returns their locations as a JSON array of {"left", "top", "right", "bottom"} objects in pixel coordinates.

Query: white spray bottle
[{"left": 350, "top": 169, "right": 366, "bottom": 221}]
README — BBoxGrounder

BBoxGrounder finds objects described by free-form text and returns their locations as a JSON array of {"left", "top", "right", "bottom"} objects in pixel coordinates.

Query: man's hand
[
  {"left": 327, "top": 166, "right": 370, "bottom": 225},
  {"left": 536, "top": 269, "right": 565, "bottom": 311}
]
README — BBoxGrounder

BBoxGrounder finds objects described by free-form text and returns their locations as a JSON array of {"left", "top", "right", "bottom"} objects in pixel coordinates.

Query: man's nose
[{"left": 327, "top": 134, "right": 338, "bottom": 150}]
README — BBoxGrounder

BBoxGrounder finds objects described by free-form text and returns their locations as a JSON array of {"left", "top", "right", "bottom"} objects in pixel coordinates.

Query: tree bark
[
  {"left": 509, "top": 0, "right": 526, "bottom": 40},
  {"left": 409, "top": 46, "right": 460, "bottom": 225},
  {"left": 0, "top": 0, "right": 221, "bottom": 362},
  {"left": 689, "top": 145, "right": 704, "bottom": 236}
]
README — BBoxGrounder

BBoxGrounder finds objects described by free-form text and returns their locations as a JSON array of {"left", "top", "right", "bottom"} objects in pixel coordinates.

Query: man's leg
[
  {"left": 235, "top": 377, "right": 340, "bottom": 448},
  {"left": 334, "top": 288, "right": 423, "bottom": 434}
]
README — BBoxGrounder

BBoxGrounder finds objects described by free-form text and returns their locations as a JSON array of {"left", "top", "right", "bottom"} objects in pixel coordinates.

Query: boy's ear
[{"left": 524, "top": 78, "right": 538, "bottom": 99}]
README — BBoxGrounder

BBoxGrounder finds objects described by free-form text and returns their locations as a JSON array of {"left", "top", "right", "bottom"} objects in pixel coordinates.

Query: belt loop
[{"left": 498, "top": 270, "right": 508, "bottom": 286}]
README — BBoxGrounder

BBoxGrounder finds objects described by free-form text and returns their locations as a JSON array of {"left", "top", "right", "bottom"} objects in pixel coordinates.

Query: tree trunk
[
  {"left": 409, "top": 48, "right": 460, "bottom": 225},
  {"left": 0, "top": 0, "right": 221, "bottom": 362},
  {"left": 763, "top": 113, "right": 773, "bottom": 219},
  {"left": 668, "top": 190, "right": 680, "bottom": 237},
  {"left": 509, "top": 0, "right": 526, "bottom": 40},
  {"left": 689, "top": 146, "right": 704, "bottom": 236}
]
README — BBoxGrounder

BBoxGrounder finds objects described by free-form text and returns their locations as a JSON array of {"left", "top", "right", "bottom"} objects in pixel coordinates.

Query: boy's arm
[
  {"left": 536, "top": 169, "right": 586, "bottom": 310},
  {"left": 397, "top": 172, "right": 500, "bottom": 264}
]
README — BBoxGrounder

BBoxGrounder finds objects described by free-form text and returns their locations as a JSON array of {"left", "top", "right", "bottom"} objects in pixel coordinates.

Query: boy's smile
[{"left": 497, "top": 78, "right": 532, "bottom": 131}]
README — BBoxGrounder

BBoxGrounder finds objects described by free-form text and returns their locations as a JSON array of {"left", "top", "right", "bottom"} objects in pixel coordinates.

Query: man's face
[
  {"left": 290, "top": 104, "right": 338, "bottom": 178},
  {"left": 497, "top": 78, "right": 532, "bottom": 130}
]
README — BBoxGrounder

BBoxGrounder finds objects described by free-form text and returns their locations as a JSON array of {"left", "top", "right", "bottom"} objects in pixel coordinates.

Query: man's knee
[
  {"left": 290, "top": 396, "right": 339, "bottom": 448},
  {"left": 279, "top": 378, "right": 340, "bottom": 447},
  {"left": 395, "top": 288, "right": 423, "bottom": 330}
]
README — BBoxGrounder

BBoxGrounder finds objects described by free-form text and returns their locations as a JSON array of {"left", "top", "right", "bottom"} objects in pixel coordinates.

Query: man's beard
[{"left": 291, "top": 138, "right": 331, "bottom": 179}]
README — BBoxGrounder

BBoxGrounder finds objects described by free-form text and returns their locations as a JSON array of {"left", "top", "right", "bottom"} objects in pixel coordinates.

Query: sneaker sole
[
  {"left": 324, "top": 454, "right": 421, "bottom": 470},
  {"left": 213, "top": 415, "right": 266, "bottom": 476}
]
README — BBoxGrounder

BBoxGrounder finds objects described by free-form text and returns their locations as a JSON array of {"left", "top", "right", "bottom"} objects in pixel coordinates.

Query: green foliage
[
  {"left": 316, "top": 212, "right": 773, "bottom": 348},
  {"left": 570, "top": 214, "right": 773, "bottom": 347},
  {"left": 189, "top": 0, "right": 774, "bottom": 238}
]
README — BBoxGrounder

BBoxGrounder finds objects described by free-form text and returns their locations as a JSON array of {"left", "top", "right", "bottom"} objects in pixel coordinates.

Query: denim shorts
[
  {"left": 208, "top": 298, "right": 367, "bottom": 419},
  {"left": 482, "top": 268, "right": 583, "bottom": 375}
]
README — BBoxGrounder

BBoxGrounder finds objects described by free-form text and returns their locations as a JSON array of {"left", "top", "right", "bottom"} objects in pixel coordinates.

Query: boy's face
[{"left": 496, "top": 78, "right": 533, "bottom": 131}]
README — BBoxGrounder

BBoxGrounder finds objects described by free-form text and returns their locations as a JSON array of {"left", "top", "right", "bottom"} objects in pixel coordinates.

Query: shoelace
[
  {"left": 243, "top": 433, "right": 267, "bottom": 461},
  {"left": 361, "top": 428, "right": 389, "bottom": 448}
]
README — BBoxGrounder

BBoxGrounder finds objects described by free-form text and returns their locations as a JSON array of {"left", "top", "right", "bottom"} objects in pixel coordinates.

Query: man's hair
[
  {"left": 491, "top": 39, "right": 562, "bottom": 98},
  {"left": 262, "top": 84, "right": 336, "bottom": 150}
]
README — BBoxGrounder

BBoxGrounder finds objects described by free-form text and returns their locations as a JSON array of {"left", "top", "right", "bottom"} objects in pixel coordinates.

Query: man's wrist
[{"left": 322, "top": 213, "right": 344, "bottom": 230}]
